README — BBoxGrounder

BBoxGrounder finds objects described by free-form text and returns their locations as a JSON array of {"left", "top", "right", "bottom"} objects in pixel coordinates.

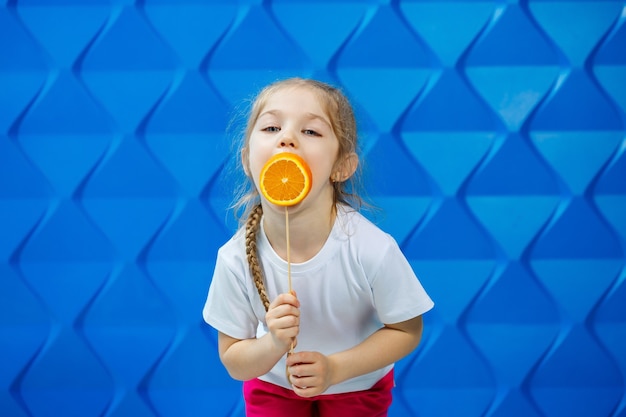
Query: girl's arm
[
  {"left": 287, "top": 315, "right": 424, "bottom": 397},
  {"left": 218, "top": 292, "right": 300, "bottom": 381}
]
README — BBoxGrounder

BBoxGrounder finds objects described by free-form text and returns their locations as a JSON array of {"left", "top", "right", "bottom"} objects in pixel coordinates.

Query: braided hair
[{"left": 245, "top": 204, "right": 270, "bottom": 311}]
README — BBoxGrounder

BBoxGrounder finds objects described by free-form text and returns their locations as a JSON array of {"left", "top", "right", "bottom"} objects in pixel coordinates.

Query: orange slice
[{"left": 259, "top": 153, "right": 312, "bottom": 206}]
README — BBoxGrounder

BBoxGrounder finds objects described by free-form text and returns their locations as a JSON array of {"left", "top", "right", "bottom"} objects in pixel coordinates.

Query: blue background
[{"left": 1, "top": 0, "right": 625, "bottom": 416}]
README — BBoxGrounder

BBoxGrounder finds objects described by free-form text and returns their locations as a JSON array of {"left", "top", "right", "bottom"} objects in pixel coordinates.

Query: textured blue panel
[
  {"left": 399, "top": 326, "right": 495, "bottom": 416},
  {"left": 465, "top": 264, "right": 560, "bottom": 393},
  {"left": 400, "top": 1, "right": 494, "bottom": 67},
  {"left": 531, "top": 131, "right": 622, "bottom": 194},
  {"left": 143, "top": 73, "right": 229, "bottom": 135},
  {"left": 337, "top": 6, "right": 432, "bottom": 131},
  {"left": 20, "top": 329, "right": 113, "bottom": 417},
  {"left": 465, "top": 3, "right": 559, "bottom": 66},
  {"left": 80, "top": 7, "right": 177, "bottom": 131},
  {"left": 531, "top": 69, "right": 622, "bottom": 131},
  {"left": 18, "top": 71, "right": 113, "bottom": 135},
  {"left": 413, "top": 260, "right": 495, "bottom": 323},
  {"left": 144, "top": 327, "right": 241, "bottom": 417},
  {"left": 401, "top": 132, "right": 496, "bottom": 195},
  {"left": 529, "top": 1, "right": 622, "bottom": 65},
  {"left": 0, "top": 266, "right": 49, "bottom": 417},
  {"left": 143, "top": 3, "right": 236, "bottom": 68},
  {"left": 0, "top": 8, "right": 48, "bottom": 132},
  {"left": 17, "top": 4, "right": 109, "bottom": 68},
  {"left": 593, "top": 276, "right": 626, "bottom": 383},
  {"left": 208, "top": 5, "right": 308, "bottom": 105},
  {"left": 595, "top": 149, "right": 626, "bottom": 243},
  {"left": 0, "top": 139, "right": 50, "bottom": 258},
  {"left": 271, "top": 2, "right": 367, "bottom": 67},
  {"left": 466, "top": 65, "right": 559, "bottom": 131},
  {"left": 403, "top": 69, "right": 499, "bottom": 131},
  {"left": 531, "top": 198, "right": 622, "bottom": 259},
  {"left": 467, "top": 133, "right": 560, "bottom": 194},
  {"left": 594, "top": 19, "right": 626, "bottom": 115},
  {"left": 404, "top": 199, "right": 496, "bottom": 259},
  {"left": 2, "top": 1, "right": 625, "bottom": 417},
  {"left": 0, "top": 8, "right": 48, "bottom": 71},
  {"left": 530, "top": 325, "right": 623, "bottom": 417}
]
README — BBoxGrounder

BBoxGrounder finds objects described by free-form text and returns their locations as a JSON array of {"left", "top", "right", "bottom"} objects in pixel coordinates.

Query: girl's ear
[{"left": 332, "top": 152, "right": 358, "bottom": 182}]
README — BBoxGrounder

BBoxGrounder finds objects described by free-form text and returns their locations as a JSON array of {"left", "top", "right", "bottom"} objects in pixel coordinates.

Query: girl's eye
[
  {"left": 262, "top": 126, "right": 280, "bottom": 132},
  {"left": 303, "top": 129, "right": 321, "bottom": 137}
]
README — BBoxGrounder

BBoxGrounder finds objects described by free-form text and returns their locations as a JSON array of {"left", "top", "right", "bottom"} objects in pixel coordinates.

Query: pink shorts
[{"left": 243, "top": 370, "right": 394, "bottom": 417}]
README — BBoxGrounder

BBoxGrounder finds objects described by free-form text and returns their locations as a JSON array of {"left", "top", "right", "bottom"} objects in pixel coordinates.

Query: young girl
[{"left": 203, "top": 78, "right": 434, "bottom": 417}]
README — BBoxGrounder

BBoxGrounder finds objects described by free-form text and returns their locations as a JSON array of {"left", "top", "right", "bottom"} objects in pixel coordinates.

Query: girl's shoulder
[
  {"left": 336, "top": 206, "right": 399, "bottom": 264},
  {"left": 337, "top": 205, "right": 394, "bottom": 243},
  {"left": 334, "top": 209, "right": 403, "bottom": 286},
  {"left": 216, "top": 227, "right": 248, "bottom": 264}
]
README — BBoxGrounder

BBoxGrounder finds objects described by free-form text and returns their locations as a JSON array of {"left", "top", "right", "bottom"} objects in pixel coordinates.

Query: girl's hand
[
  {"left": 266, "top": 292, "right": 300, "bottom": 353},
  {"left": 286, "top": 351, "right": 336, "bottom": 397}
]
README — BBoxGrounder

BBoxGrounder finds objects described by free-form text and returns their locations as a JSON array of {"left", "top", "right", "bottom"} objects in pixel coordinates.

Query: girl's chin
[{"left": 263, "top": 201, "right": 304, "bottom": 212}]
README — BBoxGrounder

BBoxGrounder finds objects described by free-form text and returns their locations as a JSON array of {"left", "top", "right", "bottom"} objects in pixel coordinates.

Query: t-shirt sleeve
[
  {"left": 203, "top": 249, "right": 259, "bottom": 340},
  {"left": 370, "top": 236, "right": 434, "bottom": 324}
]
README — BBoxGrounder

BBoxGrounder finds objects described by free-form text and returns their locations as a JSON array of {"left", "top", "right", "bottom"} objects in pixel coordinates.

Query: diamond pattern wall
[{"left": 1, "top": 1, "right": 625, "bottom": 416}]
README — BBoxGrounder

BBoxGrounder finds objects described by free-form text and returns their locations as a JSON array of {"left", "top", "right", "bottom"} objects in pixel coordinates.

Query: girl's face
[{"left": 246, "top": 86, "right": 340, "bottom": 211}]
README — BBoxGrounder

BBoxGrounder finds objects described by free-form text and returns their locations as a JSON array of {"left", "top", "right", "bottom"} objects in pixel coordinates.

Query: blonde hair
[
  {"left": 232, "top": 77, "right": 362, "bottom": 222},
  {"left": 231, "top": 78, "right": 363, "bottom": 311}
]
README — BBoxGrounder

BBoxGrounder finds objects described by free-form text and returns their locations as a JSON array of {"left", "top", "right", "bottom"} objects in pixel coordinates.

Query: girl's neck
[{"left": 262, "top": 203, "right": 336, "bottom": 264}]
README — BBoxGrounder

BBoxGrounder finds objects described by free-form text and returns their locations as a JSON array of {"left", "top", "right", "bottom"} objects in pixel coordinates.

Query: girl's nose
[{"left": 279, "top": 132, "right": 297, "bottom": 148}]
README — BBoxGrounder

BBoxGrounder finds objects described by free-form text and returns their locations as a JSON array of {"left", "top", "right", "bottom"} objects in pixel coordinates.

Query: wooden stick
[
  {"left": 285, "top": 206, "right": 294, "bottom": 356},
  {"left": 285, "top": 205, "right": 292, "bottom": 292}
]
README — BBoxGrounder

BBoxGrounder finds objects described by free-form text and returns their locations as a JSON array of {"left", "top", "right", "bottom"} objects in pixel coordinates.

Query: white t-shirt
[{"left": 203, "top": 206, "right": 434, "bottom": 395}]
